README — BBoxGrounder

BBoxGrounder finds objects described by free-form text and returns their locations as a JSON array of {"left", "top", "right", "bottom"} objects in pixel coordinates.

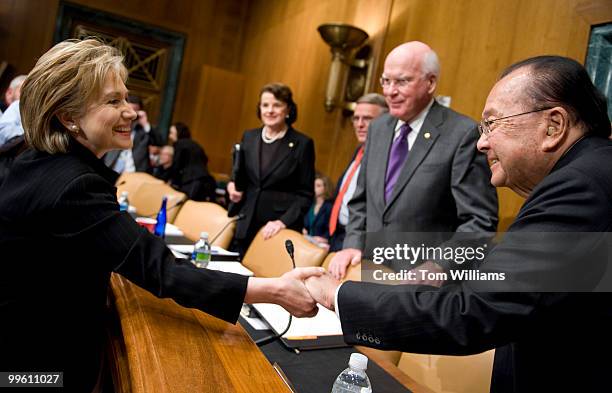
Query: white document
[
  {"left": 168, "top": 244, "right": 193, "bottom": 254},
  {"left": 164, "top": 223, "right": 184, "bottom": 236},
  {"left": 168, "top": 244, "right": 239, "bottom": 257},
  {"left": 252, "top": 303, "right": 343, "bottom": 339},
  {"left": 207, "top": 261, "right": 253, "bottom": 276}
]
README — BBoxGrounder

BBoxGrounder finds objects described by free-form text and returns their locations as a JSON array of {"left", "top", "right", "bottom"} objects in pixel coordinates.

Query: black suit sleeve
[
  {"left": 338, "top": 165, "right": 611, "bottom": 355},
  {"left": 54, "top": 173, "right": 248, "bottom": 323}
]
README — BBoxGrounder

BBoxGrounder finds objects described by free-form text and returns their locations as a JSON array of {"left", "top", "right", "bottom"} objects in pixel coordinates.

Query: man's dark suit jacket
[
  {"left": 338, "top": 136, "right": 612, "bottom": 392},
  {"left": 329, "top": 145, "right": 362, "bottom": 251},
  {"left": 344, "top": 102, "right": 498, "bottom": 250},
  {"left": 0, "top": 140, "right": 248, "bottom": 392},
  {"left": 232, "top": 127, "right": 315, "bottom": 242}
]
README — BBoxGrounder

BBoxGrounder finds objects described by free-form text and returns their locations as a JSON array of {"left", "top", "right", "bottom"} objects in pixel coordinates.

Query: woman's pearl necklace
[{"left": 261, "top": 126, "right": 287, "bottom": 144}]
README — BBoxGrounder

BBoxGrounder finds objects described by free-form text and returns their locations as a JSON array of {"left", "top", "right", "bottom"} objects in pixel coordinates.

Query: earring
[
  {"left": 70, "top": 124, "right": 79, "bottom": 133},
  {"left": 547, "top": 126, "right": 554, "bottom": 136}
]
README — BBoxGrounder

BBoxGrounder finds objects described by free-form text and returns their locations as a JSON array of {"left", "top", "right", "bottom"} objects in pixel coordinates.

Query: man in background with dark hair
[
  {"left": 104, "top": 95, "right": 158, "bottom": 173},
  {"left": 308, "top": 55, "right": 612, "bottom": 392},
  {"left": 328, "top": 93, "right": 388, "bottom": 251}
]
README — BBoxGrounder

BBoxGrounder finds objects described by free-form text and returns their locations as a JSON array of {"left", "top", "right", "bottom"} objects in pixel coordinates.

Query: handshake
[{"left": 245, "top": 267, "right": 341, "bottom": 317}]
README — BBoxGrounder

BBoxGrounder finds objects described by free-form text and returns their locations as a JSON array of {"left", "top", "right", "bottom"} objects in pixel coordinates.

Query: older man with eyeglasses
[
  {"left": 328, "top": 41, "right": 498, "bottom": 280},
  {"left": 309, "top": 55, "right": 612, "bottom": 392}
]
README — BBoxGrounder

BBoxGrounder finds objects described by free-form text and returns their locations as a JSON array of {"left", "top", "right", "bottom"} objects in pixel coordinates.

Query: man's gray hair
[
  {"left": 9, "top": 75, "right": 27, "bottom": 89},
  {"left": 356, "top": 93, "right": 388, "bottom": 112},
  {"left": 422, "top": 51, "right": 440, "bottom": 78}
]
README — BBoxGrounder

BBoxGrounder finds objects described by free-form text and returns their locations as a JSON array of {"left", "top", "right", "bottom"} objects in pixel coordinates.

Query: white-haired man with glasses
[
  {"left": 328, "top": 41, "right": 498, "bottom": 279},
  {"left": 308, "top": 55, "right": 612, "bottom": 392}
]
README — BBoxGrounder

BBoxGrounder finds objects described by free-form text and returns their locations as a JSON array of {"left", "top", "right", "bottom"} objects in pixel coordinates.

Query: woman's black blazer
[{"left": 232, "top": 127, "right": 315, "bottom": 239}]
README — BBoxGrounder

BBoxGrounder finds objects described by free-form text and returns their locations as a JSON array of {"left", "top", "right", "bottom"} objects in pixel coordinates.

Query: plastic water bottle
[
  {"left": 191, "top": 232, "right": 211, "bottom": 268},
  {"left": 118, "top": 191, "right": 130, "bottom": 212},
  {"left": 331, "top": 353, "right": 372, "bottom": 393},
  {"left": 154, "top": 196, "right": 168, "bottom": 238}
]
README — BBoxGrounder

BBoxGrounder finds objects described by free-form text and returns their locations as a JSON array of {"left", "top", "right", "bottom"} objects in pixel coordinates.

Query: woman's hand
[
  {"left": 227, "top": 181, "right": 243, "bottom": 203},
  {"left": 244, "top": 267, "right": 325, "bottom": 317},
  {"left": 262, "top": 220, "right": 286, "bottom": 239}
]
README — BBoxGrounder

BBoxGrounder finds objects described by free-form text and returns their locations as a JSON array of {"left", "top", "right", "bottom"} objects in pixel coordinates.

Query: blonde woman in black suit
[
  {"left": 0, "top": 39, "right": 323, "bottom": 392},
  {"left": 228, "top": 83, "right": 315, "bottom": 255}
]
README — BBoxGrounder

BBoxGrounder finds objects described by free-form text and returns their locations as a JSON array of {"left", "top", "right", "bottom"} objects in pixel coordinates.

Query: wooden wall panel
[
  {"left": 379, "top": 0, "right": 610, "bottom": 226},
  {"left": 237, "top": 0, "right": 393, "bottom": 183},
  {"left": 2, "top": 0, "right": 610, "bottom": 225},
  {"left": 381, "top": 0, "right": 606, "bottom": 122},
  {"left": 0, "top": 0, "right": 59, "bottom": 76},
  {"left": 190, "top": 65, "right": 245, "bottom": 174},
  {"left": 0, "top": 0, "right": 248, "bottom": 139}
]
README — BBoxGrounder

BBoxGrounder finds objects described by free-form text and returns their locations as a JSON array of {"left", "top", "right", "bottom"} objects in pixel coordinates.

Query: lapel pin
[
  {"left": 424, "top": 132, "right": 431, "bottom": 139},
  {"left": 289, "top": 142, "right": 294, "bottom": 148}
]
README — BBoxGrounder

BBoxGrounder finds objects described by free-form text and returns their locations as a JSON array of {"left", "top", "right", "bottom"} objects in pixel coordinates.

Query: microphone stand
[
  {"left": 255, "top": 240, "right": 298, "bottom": 353},
  {"left": 210, "top": 214, "right": 244, "bottom": 245}
]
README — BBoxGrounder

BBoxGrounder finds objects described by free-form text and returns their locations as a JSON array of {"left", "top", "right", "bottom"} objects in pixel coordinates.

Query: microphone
[
  {"left": 285, "top": 240, "right": 295, "bottom": 268},
  {"left": 210, "top": 213, "right": 245, "bottom": 245},
  {"left": 255, "top": 238, "right": 297, "bottom": 348}
]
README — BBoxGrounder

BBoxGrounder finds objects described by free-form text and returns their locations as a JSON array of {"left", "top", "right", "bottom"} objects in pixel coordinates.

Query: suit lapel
[
  {"left": 261, "top": 128, "right": 299, "bottom": 184},
  {"left": 384, "top": 102, "right": 443, "bottom": 212},
  {"left": 371, "top": 116, "right": 398, "bottom": 211}
]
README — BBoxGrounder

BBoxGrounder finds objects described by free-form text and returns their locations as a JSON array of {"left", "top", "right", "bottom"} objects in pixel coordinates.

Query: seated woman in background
[
  {"left": 227, "top": 83, "right": 315, "bottom": 255},
  {"left": 167, "top": 122, "right": 216, "bottom": 201},
  {"left": 0, "top": 39, "right": 323, "bottom": 392},
  {"left": 151, "top": 144, "right": 174, "bottom": 182},
  {"left": 303, "top": 172, "right": 333, "bottom": 248}
]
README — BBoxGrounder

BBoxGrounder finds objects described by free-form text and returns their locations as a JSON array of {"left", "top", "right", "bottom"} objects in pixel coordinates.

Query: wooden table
[{"left": 107, "top": 274, "right": 291, "bottom": 393}]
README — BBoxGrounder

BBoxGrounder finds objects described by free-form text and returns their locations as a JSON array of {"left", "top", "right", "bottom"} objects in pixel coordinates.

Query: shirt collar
[{"left": 395, "top": 98, "right": 435, "bottom": 134}]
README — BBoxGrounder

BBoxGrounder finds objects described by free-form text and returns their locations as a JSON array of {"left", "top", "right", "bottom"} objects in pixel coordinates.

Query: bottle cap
[
  {"left": 200, "top": 232, "right": 209, "bottom": 239},
  {"left": 349, "top": 353, "right": 368, "bottom": 370}
]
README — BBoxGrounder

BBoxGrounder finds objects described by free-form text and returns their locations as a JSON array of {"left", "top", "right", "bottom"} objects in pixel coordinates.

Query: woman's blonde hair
[{"left": 20, "top": 38, "right": 128, "bottom": 154}]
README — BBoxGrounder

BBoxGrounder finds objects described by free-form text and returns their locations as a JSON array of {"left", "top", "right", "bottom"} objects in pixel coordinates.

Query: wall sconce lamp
[{"left": 318, "top": 23, "right": 369, "bottom": 112}]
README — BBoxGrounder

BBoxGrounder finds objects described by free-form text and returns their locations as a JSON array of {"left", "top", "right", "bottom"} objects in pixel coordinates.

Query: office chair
[
  {"left": 130, "top": 182, "right": 186, "bottom": 223},
  {"left": 242, "top": 228, "right": 327, "bottom": 277},
  {"left": 173, "top": 200, "right": 235, "bottom": 248},
  {"left": 115, "top": 171, "right": 163, "bottom": 200}
]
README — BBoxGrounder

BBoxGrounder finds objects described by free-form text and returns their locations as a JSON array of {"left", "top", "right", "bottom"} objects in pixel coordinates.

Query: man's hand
[
  {"left": 262, "top": 220, "right": 286, "bottom": 240},
  {"left": 403, "top": 260, "right": 445, "bottom": 287},
  {"left": 328, "top": 248, "right": 362, "bottom": 280},
  {"left": 245, "top": 267, "right": 325, "bottom": 318},
  {"left": 305, "top": 272, "right": 341, "bottom": 311},
  {"left": 136, "top": 110, "right": 149, "bottom": 128},
  {"left": 227, "top": 181, "right": 243, "bottom": 203}
]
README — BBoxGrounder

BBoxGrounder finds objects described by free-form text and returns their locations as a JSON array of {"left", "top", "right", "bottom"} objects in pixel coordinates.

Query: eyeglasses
[
  {"left": 379, "top": 76, "right": 411, "bottom": 89},
  {"left": 478, "top": 107, "right": 552, "bottom": 137}
]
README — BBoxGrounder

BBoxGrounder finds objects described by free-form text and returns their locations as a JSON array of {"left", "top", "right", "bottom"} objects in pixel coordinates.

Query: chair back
[
  {"left": 398, "top": 350, "right": 494, "bottom": 393},
  {"left": 131, "top": 182, "right": 187, "bottom": 223},
  {"left": 242, "top": 229, "right": 328, "bottom": 277},
  {"left": 115, "top": 171, "right": 163, "bottom": 200},
  {"left": 173, "top": 201, "right": 235, "bottom": 248}
]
